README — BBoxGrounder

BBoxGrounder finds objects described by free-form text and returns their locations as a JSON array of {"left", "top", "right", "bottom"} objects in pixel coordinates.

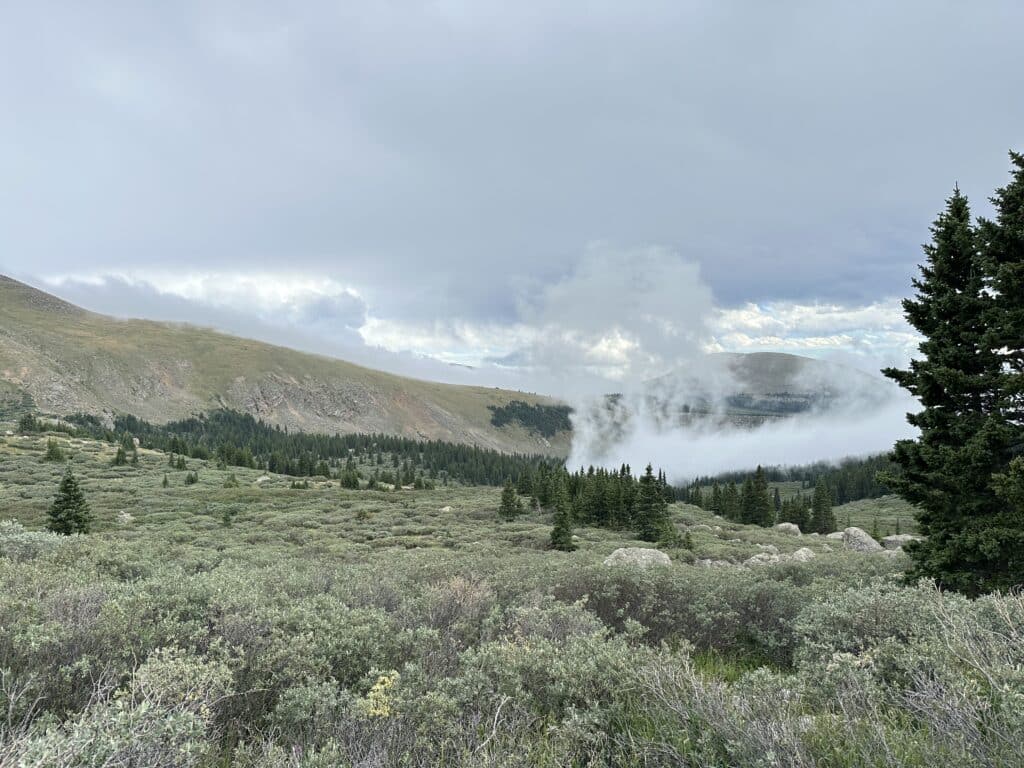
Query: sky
[{"left": 2, "top": 1, "right": 1023, "bottom": 395}]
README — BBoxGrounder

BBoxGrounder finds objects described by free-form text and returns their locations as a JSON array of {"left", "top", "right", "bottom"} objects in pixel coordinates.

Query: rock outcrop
[
  {"left": 841, "top": 527, "right": 884, "bottom": 552},
  {"left": 773, "top": 522, "right": 801, "bottom": 536},
  {"left": 603, "top": 548, "right": 671, "bottom": 568}
]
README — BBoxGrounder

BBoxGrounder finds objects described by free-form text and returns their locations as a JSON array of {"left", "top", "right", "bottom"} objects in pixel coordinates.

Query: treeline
[
  {"left": 508, "top": 463, "right": 677, "bottom": 543},
  {"left": 63, "top": 409, "right": 561, "bottom": 487},
  {"left": 688, "top": 469, "right": 837, "bottom": 533},
  {"left": 487, "top": 400, "right": 573, "bottom": 438},
  {"left": 682, "top": 454, "right": 895, "bottom": 507}
]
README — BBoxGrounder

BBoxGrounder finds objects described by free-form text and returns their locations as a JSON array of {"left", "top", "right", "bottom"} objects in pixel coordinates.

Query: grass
[
  {"left": 0, "top": 429, "right": 885, "bottom": 570},
  {"left": 7, "top": 426, "right": 1020, "bottom": 768}
]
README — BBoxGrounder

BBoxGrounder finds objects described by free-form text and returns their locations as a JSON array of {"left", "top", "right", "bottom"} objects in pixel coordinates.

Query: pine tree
[
  {"left": 498, "top": 477, "right": 520, "bottom": 521},
  {"left": 773, "top": 487, "right": 782, "bottom": 515},
  {"left": 883, "top": 181, "right": 1020, "bottom": 595},
  {"left": 749, "top": 466, "right": 774, "bottom": 527},
  {"left": 47, "top": 468, "right": 91, "bottom": 535},
  {"left": 42, "top": 438, "right": 64, "bottom": 463},
  {"left": 162, "top": 473, "right": 169, "bottom": 488},
  {"left": 810, "top": 478, "right": 835, "bottom": 534},
  {"left": 635, "top": 464, "right": 670, "bottom": 542},
  {"left": 112, "top": 446, "right": 127, "bottom": 466},
  {"left": 549, "top": 476, "right": 576, "bottom": 551}
]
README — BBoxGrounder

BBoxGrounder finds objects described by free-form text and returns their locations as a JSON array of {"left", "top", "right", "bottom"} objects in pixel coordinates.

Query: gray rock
[
  {"left": 773, "top": 522, "right": 802, "bottom": 536},
  {"left": 842, "top": 527, "right": 884, "bottom": 552},
  {"left": 688, "top": 524, "right": 714, "bottom": 533},
  {"left": 757, "top": 544, "right": 780, "bottom": 554},
  {"left": 825, "top": 532, "right": 844, "bottom": 541},
  {"left": 791, "top": 547, "right": 816, "bottom": 563},
  {"left": 882, "top": 534, "right": 921, "bottom": 550},
  {"left": 603, "top": 547, "right": 671, "bottom": 568},
  {"left": 695, "top": 558, "right": 734, "bottom": 568},
  {"left": 744, "top": 552, "right": 782, "bottom": 567}
]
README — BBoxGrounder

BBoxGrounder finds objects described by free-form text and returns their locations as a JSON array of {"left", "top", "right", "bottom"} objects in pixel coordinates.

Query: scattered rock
[
  {"left": 841, "top": 527, "right": 884, "bottom": 552},
  {"left": 825, "top": 532, "right": 844, "bottom": 541},
  {"left": 882, "top": 534, "right": 921, "bottom": 550},
  {"left": 255, "top": 475, "right": 271, "bottom": 484},
  {"left": 744, "top": 552, "right": 782, "bottom": 567},
  {"left": 881, "top": 548, "right": 906, "bottom": 558},
  {"left": 3, "top": 430, "right": 12, "bottom": 437},
  {"left": 773, "top": 522, "right": 802, "bottom": 536},
  {"left": 688, "top": 524, "right": 714, "bottom": 533},
  {"left": 132, "top": 437, "right": 141, "bottom": 448},
  {"left": 791, "top": 547, "right": 816, "bottom": 562},
  {"left": 603, "top": 547, "right": 671, "bottom": 568},
  {"left": 757, "top": 543, "right": 780, "bottom": 554},
  {"left": 117, "top": 510, "right": 134, "bottom": 525},
  {"left": 695, "top": 558, "right": 734, "bottom": 568},
  {"left": 821, "top": 544, "right": 832, "bottom": 552},
  {"left": 439, "top": 505, "right": 453, "bottom": 512}
]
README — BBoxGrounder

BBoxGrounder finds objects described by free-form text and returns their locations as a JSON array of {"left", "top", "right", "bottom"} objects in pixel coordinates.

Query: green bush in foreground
[{"left": 1, "top": 515, "right": 1022, "bottom": 767}]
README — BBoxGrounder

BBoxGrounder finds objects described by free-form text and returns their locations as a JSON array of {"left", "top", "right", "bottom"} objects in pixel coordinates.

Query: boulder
[
  {"left": 604, "top": 547, "right": 671, "bottom": 568},
  {"left": 695, "top": 558, "right": 734, "bottom": 568},
  {"left": 825, "top": 532, "right": 844, "bottom": 541},
  {"left": 841, "top": 527, "right": 884, "bottom": 552},
  {"left": 688, "top": 524, "right": 714, "bottom": 533},
  {"left": 791, "top": 547, "right": 816, "bottom": 563},
  {"left": 132, "top": 437, "right": 141, "bottom": 448},
  {"left": 439, "top": 505, "right": 453, "bottom": 512},
  {"left": 882, "top": 534, "right": 921, "bottom": 551},
  {"left": 757, "top": 543, "right": 780, "bottom": 554},
  {"left": 773, "top": 522, "right": 801, "bottom": 536},
  {"left": 3, "top": 430, "right": 12, "bottom": 437},
  {"left": 255, "top": 475, "right": 271, "bottom": 484}
]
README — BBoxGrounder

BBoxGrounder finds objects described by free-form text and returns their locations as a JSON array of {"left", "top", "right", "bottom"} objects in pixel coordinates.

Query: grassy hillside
[
  {"left": 2, "top": 430, "right": 1020, "bottom": 767},
  {"left": 0, "top": 275, "right": 570, "bottom": 455}
]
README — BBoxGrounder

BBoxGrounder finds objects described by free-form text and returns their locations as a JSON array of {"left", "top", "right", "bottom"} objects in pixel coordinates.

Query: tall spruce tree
[
  {"left": 498, "top": 477, "right": 521, "bottom": 521},
  {"left": 47, "top": 467, "right": 91, "bottom": 535},
  {"left": 549, "top": 476, "right": 576, "bottom": 551},
  {"left": 810, "top": 478, "right": 835, "bottom": 534},
  {"left": 635, "top": 464, "right": 670, "bottom": 541},
  {"left": 750, "top": 466, "right": 774, "bottom": 527},
  {"left": 883, "top": 182, "right": 1021, "bottom": 594}
]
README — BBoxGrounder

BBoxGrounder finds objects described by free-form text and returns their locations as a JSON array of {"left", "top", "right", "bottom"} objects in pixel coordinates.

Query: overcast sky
[{"left": 2, "top": 1, "right": 1022, "bottom": 391}]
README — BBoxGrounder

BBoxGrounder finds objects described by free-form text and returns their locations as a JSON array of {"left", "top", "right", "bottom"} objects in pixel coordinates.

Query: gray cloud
[{"left": 2, "top": 1, "right": 1022, "bottom": 325}]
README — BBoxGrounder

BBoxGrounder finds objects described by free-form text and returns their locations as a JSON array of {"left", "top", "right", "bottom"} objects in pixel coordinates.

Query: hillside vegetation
[
  {"left": 1, "top": 431, "right": 1020, "bottom": 767},
  {"left": 0, "top": 276, "right": 571, "bottom": 456}
]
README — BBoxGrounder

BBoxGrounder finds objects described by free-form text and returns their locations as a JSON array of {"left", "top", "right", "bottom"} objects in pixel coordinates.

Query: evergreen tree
[
  {"left": 810, "top": 478, "right": 835, "bottom": 534},
  {"left": 42, "top": 438, "right": 64, "bottom": 463},
  {"left": 635, "top": 464, "right": 670, "bottom": 542},
  {"left": 17, "top": 412, "right": 39, "bottom": 434},
  {"left": 162, "top": 473, "right": 169, "bottom": 488},
  {"left": 47, "top": 468, "right": 91, "bottom": 535},
  {"left": 773, "top": 487, "right": 782, "bottom": 515},
  {"left": 749, "top": 466, "right": 774, "bottom": 527},
  {"left": 498, "top": 477, "right": 521, "bottom": 521},
  {"left": 883, "top": 180, "right": 1021, "bottom": 595},
  {"left": 112, "top": 446, "right": 127, "bottom": 466},
  {"left": 549, "top": 476, "right": 576, "bottom": 551}
]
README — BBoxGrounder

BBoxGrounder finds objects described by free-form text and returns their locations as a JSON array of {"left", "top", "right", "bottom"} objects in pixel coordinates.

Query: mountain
[
  {"left": 0, "top": 276, "right": 570, "bottom": 455},
  {"left": 0, "top": 276, "right": 891, "bottom": 457}
]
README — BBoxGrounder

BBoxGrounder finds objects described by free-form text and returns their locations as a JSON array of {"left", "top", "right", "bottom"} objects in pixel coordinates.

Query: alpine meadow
[{"left": 2, "top": 4, "right": 1024, "bottom": 767}]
